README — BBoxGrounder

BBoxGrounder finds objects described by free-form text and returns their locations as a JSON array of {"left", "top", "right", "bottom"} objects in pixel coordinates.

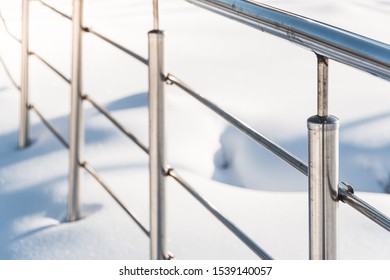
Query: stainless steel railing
[{"left": 0, "top": 0, "right": 389, "bottom": 260}]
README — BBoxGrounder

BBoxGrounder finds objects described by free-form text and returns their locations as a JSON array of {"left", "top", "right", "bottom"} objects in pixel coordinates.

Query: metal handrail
[
  {"left": 186, "top": 0, "right": 390, "bottom": 81},
  {"left": 0, "top": 0, "right": 389, "bottom": 260}
]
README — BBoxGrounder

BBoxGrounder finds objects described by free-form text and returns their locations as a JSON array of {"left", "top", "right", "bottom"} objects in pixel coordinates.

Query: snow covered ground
[{"left": 0, "top": 0, "right": 389, "bottom": 259}]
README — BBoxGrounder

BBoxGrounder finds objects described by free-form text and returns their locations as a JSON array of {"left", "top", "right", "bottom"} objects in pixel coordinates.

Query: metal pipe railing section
[
  {"left": 28, "top": 101, "right": 151, "bottom": 236},
  {"left": 186, "top": 0, "right": 390, "bottom": 81},
  {"left": 19, "top": 0, "right": 29, "bottom": 149},
  {"left": 165, "top": 73, "right": 390, "bottom": 232},
  {"left": 29, "top": 52, "right": 71, "bottom": 84},
  {"left": 0, "top": 0, "right": 388, "bottom": 258}
]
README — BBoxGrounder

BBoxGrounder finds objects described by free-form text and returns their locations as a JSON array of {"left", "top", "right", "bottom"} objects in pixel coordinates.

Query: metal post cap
[{"left": 307, "top": 115, "right": 339, "bottom": 131}]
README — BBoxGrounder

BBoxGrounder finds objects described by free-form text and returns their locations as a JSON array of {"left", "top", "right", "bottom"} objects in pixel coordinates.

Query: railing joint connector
[
  {"left": 164, "top": 165, "right": 173, "bottom": 176},
  {"left": 340, "top": 182, "right": 355, "bottom": 194},
  {"left": 28, "top": 51, "right": 34, "bottom": 56},
  {"left": 165, "top": 74, "right": 173, "bottom": 85},
  {"left": 82, "top": 26, "right": 90, "bottom": 33},
  {"left": 338, "top": 182, "right": 355, "bottom": 203}
]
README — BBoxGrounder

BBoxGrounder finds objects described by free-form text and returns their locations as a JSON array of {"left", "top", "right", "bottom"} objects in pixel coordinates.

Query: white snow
[{"left": 0, "top": 0, "right": 389, "bottom": 260}]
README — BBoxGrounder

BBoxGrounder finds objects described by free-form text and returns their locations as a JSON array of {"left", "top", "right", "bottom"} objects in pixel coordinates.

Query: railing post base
[{"left": 308, "top": 115, "right": 339, "bottom": 260}]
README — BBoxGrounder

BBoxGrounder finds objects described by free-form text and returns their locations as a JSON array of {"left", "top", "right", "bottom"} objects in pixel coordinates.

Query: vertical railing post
[
  {"left": 68, "top": 0, "right": 84, "bottom": 222},
  {"left": 307, "top": 55, "right": 339, "bottom": 260},
  {"left": 149, "top": 0, "right": 166, "bottom": 260},
  {"left": 19, "top": 0, "right": 29, "bottom": 148}
]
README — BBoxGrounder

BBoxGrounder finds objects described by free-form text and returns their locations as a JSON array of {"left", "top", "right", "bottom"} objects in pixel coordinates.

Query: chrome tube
[
  {"left": 317, "top": 55, "right": 328, "bottom": 118},
  {"left": 19, "top": 0, "right": 29, "bottom": 148},
  {"left": 185, "top": 0, "right": 390, "bottom": 81},
  {"left": 68, "top": 0, "right": 84, "bottom": 222},
  {"left": 148, "top": 30, "right": 166, "bottom": 260},
  {"left": 153, "top": 0, "right": 159, "bottom": 30},
  {"left": 308, "top": 116, "right": 339, "bottom": 260}
]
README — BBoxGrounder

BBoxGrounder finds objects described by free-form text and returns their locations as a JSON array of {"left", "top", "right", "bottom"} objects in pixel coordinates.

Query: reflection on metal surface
[{"left": 186, "top": 0, "right": 390, "bottom": 80}]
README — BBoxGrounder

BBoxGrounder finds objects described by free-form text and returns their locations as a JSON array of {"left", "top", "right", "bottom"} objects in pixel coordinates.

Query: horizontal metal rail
[
  {"left": 83, "top": 94, "right": 149, "bottom": 154},
  {"left": 186, "top": 0, "right": 390, "bottom": 81},
  {"left": 167, "top": 167, "right": 273, "bottom": 260},
  {"left": 83, "top": 27, "right": 148, "bottom": 66},
  {"left": 35, "top": 0, "right": 72, "bottom": 20},
  {"left": 0, "top": 54, "right": 21, "bottom": 91},
  {"left": 339, "top": 183, "right": 390, "bottom": 232},
  {"left": 82, "top": 161, "right": 150, "bottom": 237},
  {"left": 29, "top": 104, "right": 69, "bottom": 149},
  {"left": 0, "top": 12, "right": 21, "bottom": 43},
  {"left": 29, "top": 51, "right": 71, "bottom": 84},
  {"left": 166, "top": 73, "right": 309, "bottom": 175}
]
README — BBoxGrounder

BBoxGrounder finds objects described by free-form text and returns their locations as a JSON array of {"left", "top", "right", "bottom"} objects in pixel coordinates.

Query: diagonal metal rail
[
  {"left": 339, "top": 183, "right": 390, "bottom": 232},
  {"left": 83, "top": 27, "right": 148, "bottom": 66},
  {"left": 1, "top": 0, "right": 388, "bottom": 259},
  {"left": 166, "top": 73, "right": 309, "bottom": 175},
  {"left": 167, "top": 167, "right": 273, "bottom": 260},
  {"left": 0, "top": 11, "right": 21, "bottom": 43},
  {"left": 35, "top": 0, "right": 72, "bottom": 20},
  {"left": 29, "top": 104, "right": 69, "bottom": 149},
  {"left": 0, "top": 54, "right": 21, "bottom": 91}
]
